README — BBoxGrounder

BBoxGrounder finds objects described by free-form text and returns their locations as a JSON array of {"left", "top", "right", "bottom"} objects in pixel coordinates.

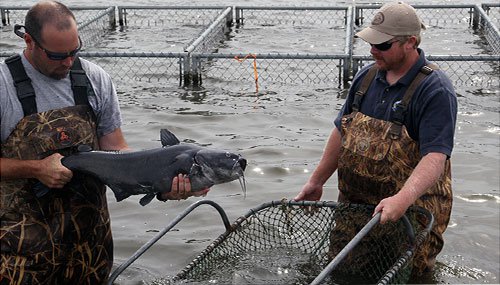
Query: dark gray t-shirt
[{"left": 0, "top": 52, "right": 122, "bottom": 143}]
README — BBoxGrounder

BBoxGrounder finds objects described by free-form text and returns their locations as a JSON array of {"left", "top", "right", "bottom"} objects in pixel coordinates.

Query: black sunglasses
[
  {"left": 14, "top": 24, "right": 82, "bottom": 60},
  {"left": 371, "top": 39, "right": 398, "bottom": 51}
]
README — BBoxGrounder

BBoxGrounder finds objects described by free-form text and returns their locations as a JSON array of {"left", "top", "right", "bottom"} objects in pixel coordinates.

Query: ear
[
  {"left": 406, "top": 36, "right": 418, "bottom": 50},
  {"left": 24, "top": 33, "right": 35, "bottom": 50}
]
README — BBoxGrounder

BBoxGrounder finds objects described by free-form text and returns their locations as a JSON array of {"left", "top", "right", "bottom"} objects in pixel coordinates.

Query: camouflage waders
[
  {"left": 330, "top": 65, "right": 453, "bottom": 277},
  {"left": 0, "top": 105, "right": 113, "bottom": 285}
]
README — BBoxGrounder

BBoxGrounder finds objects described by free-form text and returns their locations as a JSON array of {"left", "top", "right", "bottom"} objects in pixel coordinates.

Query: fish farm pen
[
  {"left": 0, "top": 4, "right": 499, "bottom": 93},
  {"left": 1, "top": 3, "right": 498, "bottom": 285}
]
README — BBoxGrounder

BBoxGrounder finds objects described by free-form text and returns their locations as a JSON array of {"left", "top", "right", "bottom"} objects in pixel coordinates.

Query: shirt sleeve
[
  {"left": 82, "top": 59, "right": 123, "bottom": 138},
  {"left": 412, "top": 71, "right": 457, "bottom": 157}
]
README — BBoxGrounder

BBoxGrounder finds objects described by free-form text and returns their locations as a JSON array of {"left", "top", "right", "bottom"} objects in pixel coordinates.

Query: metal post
[
  {"left": 309, "top": 213, "right": 381, "bottom": 285},
  {"left": 108, "top": 6, "right": 116, "bottom": 29},
  {"left": 343, "top": 6, "right": 354, "bottom": 89},
  {"left": 191, "top": 55, "right": 201, "bottom": 87},
  {"left": 226, "top": 6, "right": 233, "bottom": 27},
  {"left": 182, "top": 55, "right": 191, "bottom": 87},
  {"left": 472, "top": 6, "right": 479, "bottom": 30},
  {"left": 235, "top": 7, "right": 243, "bottom": 25},
  {"left": 118, "top": 7, "right": 124, "bottom": 26},
  {"left": 1, "top": 8, "right": 7, "bottom": 26}
]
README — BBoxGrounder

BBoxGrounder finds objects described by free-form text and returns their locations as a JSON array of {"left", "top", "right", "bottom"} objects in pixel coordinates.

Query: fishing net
[{"left": 160, "top": 200, "right": 433, "bottom": 285}]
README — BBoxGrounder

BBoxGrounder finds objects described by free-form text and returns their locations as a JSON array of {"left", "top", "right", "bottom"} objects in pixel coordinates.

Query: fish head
[{"left": 190, "top": 149, "right": 247, "bottom": 193}]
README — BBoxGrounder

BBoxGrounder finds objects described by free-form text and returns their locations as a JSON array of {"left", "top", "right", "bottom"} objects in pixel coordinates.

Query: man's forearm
[
  {"left": 398, "top": 152, "right": 447, "bottom": 203},
  {"left": 0, "top": 157, "right": 40, "bottom": 179}
]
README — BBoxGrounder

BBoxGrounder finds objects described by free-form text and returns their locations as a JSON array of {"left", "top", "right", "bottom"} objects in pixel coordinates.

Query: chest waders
[
  {"left": 333, "top": 64, "right": 453, "bottom": 276},
  {"left": 0, "top": 55, "right": 113, "bottom": 285}
]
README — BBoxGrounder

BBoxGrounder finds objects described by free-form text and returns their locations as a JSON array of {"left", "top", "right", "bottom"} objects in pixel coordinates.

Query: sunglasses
[
  {"left": 14, "top": 24, "right": 82, "bottom": 60},
  {"left": 371, "top": 39, "right": 398, "bottom": 51}
]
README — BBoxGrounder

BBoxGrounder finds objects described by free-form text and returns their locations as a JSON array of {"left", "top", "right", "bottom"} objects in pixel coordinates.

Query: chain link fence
[
  {"left": 483, "top": 3, "right": 499, "bottom": 26},
  {"left": 0, "top": 6, "right": 114, "bottom": 45},
  {"left": 1, "top": 4, "right": 499, "bottom": 91},
  {"left": 194, "top": 53, "right": 346, "bottom": 93},
  {"left": 78, "top": 52, "right": 184, "bottom": 86}
]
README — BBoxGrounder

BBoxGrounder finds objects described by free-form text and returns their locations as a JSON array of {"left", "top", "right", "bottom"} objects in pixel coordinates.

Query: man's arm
[
  {"left": 98, "top": 128, "right": 129, "bottom": 151},
  {"left": 0, "top": 154, "right": 72, "bottom": 188},
  {"left": 0, "top": 128, "right": 128, "bottom": 188},
  {"left": 374, "top": 152, "right": 447, "bottom": 224}
]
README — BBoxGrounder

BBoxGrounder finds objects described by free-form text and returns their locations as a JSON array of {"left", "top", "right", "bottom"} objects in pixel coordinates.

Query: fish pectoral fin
[
  {"left": 139, "top": 193, "right": 156, "bottom": 206},
  {"left": 109, "top": 184, "right": 132, "bottom": 202},
  {"left": 160, "top": 129, "right": 180, "bottom": 146},
  {"left": 76, "top": 144, "right": 93, "bottom": 152}
]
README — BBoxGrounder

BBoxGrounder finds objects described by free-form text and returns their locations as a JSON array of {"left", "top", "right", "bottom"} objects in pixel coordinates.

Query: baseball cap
[{"left": 355, "top": 1, "right": 425, "bottom": 44}]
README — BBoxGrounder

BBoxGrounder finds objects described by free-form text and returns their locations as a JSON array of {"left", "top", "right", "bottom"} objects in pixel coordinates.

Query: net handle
[
  {"left": 107, "top": 199, "right": 231, "bottom": 285},
  {"left": 309, "top": 212, "right": 381, "bottom": 285}
]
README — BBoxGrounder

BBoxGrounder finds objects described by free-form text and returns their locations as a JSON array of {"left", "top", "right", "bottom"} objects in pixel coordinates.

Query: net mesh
[{"left": 160, "top": 200, "right": 432, "bottom": 285}]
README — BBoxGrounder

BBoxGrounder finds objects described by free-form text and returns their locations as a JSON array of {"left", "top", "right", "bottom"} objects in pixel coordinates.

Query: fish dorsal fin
[{"left": 160, "top": 129, "right": 180, "bottom": 147}]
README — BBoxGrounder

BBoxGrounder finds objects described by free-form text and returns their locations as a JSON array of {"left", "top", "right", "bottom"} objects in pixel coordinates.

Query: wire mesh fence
[
  {"left": 78, "top": 52, "right": 184, "bottom": 86},
  {"left": 353, "top": 55, "right": 500, "bottom": 89},
  {"left": 0, "top": 6, "right": 114, "bottom": 46},
  {"left": 195, "top": 53, "right": 346, "bottom": 93},
  {"left": 229, "top": 7, "right": 353, "bottom": 55},
  {"left": 482, "top": 3, "right": 499, "bottom": 26},
  {"left": 477, "top": 4, "right": 500, "bottom": 54},
  {"left": 117, "top": 6, "right": 226, "bottom": 27},
  {"left": 1, "top": 4, "right": 499, "bottom": 91}
]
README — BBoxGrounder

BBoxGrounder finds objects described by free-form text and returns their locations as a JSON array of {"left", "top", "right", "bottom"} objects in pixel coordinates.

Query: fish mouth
[{"left": 233, "top": 156, "right": 247, "bottom": 198}]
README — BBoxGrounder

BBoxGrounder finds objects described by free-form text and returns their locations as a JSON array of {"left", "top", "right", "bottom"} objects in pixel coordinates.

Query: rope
[{"left": 234, "top": 53, "right": 259, "bottom": 93}]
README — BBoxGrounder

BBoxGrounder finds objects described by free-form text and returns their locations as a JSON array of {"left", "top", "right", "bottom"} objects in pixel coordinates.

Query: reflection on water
[
  {"left": 177, "top": 248, "right": 322, "bottom": 285},
  {"left": 456, "top": 194, "right": 500, "bottom": 203}
]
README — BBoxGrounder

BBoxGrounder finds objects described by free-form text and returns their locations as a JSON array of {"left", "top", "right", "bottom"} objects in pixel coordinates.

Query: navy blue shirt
[{"left": 334, "top": 49, "right": 457, "bottom": 157}]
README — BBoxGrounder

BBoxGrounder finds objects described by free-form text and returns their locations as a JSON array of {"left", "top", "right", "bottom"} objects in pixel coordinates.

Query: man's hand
[
  {"left": 36, "top": 153, "right": 73, "bottom": 188},
  {"left": 159, "top": 174, "right": 210, "bottom": 201},
  {"left": 373, "top": 191, "right": 414, "bottom": 224},
  {"left": 294, "top": 182, "right": 323, "bottom": 201}
]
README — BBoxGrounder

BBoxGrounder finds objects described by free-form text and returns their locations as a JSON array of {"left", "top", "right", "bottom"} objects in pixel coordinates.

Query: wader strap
[
  {"left": 4, "top": 56, "right": 93, "bottom": 116},
  {"left": 5, "top": 54, "right": 37, "bottom": 115},
  {"left": 70, "top": 57, "right": 91, "bottom": 106},
  {"left": 352, "top": 65, "right": 378, "bottom": 112},
  {"left": 389, "top": 63, "right": 439, "bottom": 139}
]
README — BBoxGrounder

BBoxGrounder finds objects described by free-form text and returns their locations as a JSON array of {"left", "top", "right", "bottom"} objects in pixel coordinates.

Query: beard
[
  {"left": 48, "top": 68, "right": 71, "bottom": 80},
  {"left": 31, "top": 50, "right": 70, "bottom": 80},
  {"left": 372, "top": 52, "right": 407, "bottom": 72}
]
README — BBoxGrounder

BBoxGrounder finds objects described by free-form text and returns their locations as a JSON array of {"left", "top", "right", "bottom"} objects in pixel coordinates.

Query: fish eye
[{"left": 225, "top": 152, "right": 231, "bottom": 157}]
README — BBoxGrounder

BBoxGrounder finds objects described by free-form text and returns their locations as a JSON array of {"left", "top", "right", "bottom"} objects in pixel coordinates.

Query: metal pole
[
  {"left": 107, "top": 200, "right": 231, "bottom": 285},
  {"left": 309, "top": 212, "right": 381, "bottom": 285}
]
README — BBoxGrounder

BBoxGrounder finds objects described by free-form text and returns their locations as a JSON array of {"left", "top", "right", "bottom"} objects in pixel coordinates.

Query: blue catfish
[{"left": 60, "top": 129, "right": 247, "bottom": 206}]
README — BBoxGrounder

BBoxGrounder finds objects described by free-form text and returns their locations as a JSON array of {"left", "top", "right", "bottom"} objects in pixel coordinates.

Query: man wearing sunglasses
[
  {"left": 0, "top": 1, "right": 208, "bottom": 284},
  {"left": 295, "top": 1, "right": 456, "bottom": 280}
]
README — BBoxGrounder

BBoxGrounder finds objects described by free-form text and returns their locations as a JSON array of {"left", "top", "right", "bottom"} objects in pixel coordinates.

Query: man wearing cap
[
  {"left": 0, "top": 1, "right": 209, "bottom": 284},
  {"left": 295, "top": 1, "right": 456, "bottom": 278}
]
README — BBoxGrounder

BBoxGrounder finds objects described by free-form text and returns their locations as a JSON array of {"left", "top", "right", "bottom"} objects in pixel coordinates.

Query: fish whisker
[{"left": 238, "top": 175, "right": 247, "bottom": 199}]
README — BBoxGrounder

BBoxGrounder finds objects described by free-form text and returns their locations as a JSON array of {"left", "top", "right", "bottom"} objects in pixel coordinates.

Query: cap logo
[{"left": 371, "top": 12, "right": 384, "bottom": 26}]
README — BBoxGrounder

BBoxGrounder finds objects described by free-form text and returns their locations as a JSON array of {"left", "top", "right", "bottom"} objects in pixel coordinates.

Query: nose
[
  {"left": 370, "top": 45, "right": 380, "bottom": 55},
  {"left": 61, "top": 56, "right": 74, "bottom": 67}
]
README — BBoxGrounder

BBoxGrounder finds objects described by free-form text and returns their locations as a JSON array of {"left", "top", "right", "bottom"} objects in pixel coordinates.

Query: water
[
  {"left": 176, "top": 248, "right": 322, "bottom": 285},
  {"left": 1, "top": 0, "right": 499, "bottom": 284}
]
